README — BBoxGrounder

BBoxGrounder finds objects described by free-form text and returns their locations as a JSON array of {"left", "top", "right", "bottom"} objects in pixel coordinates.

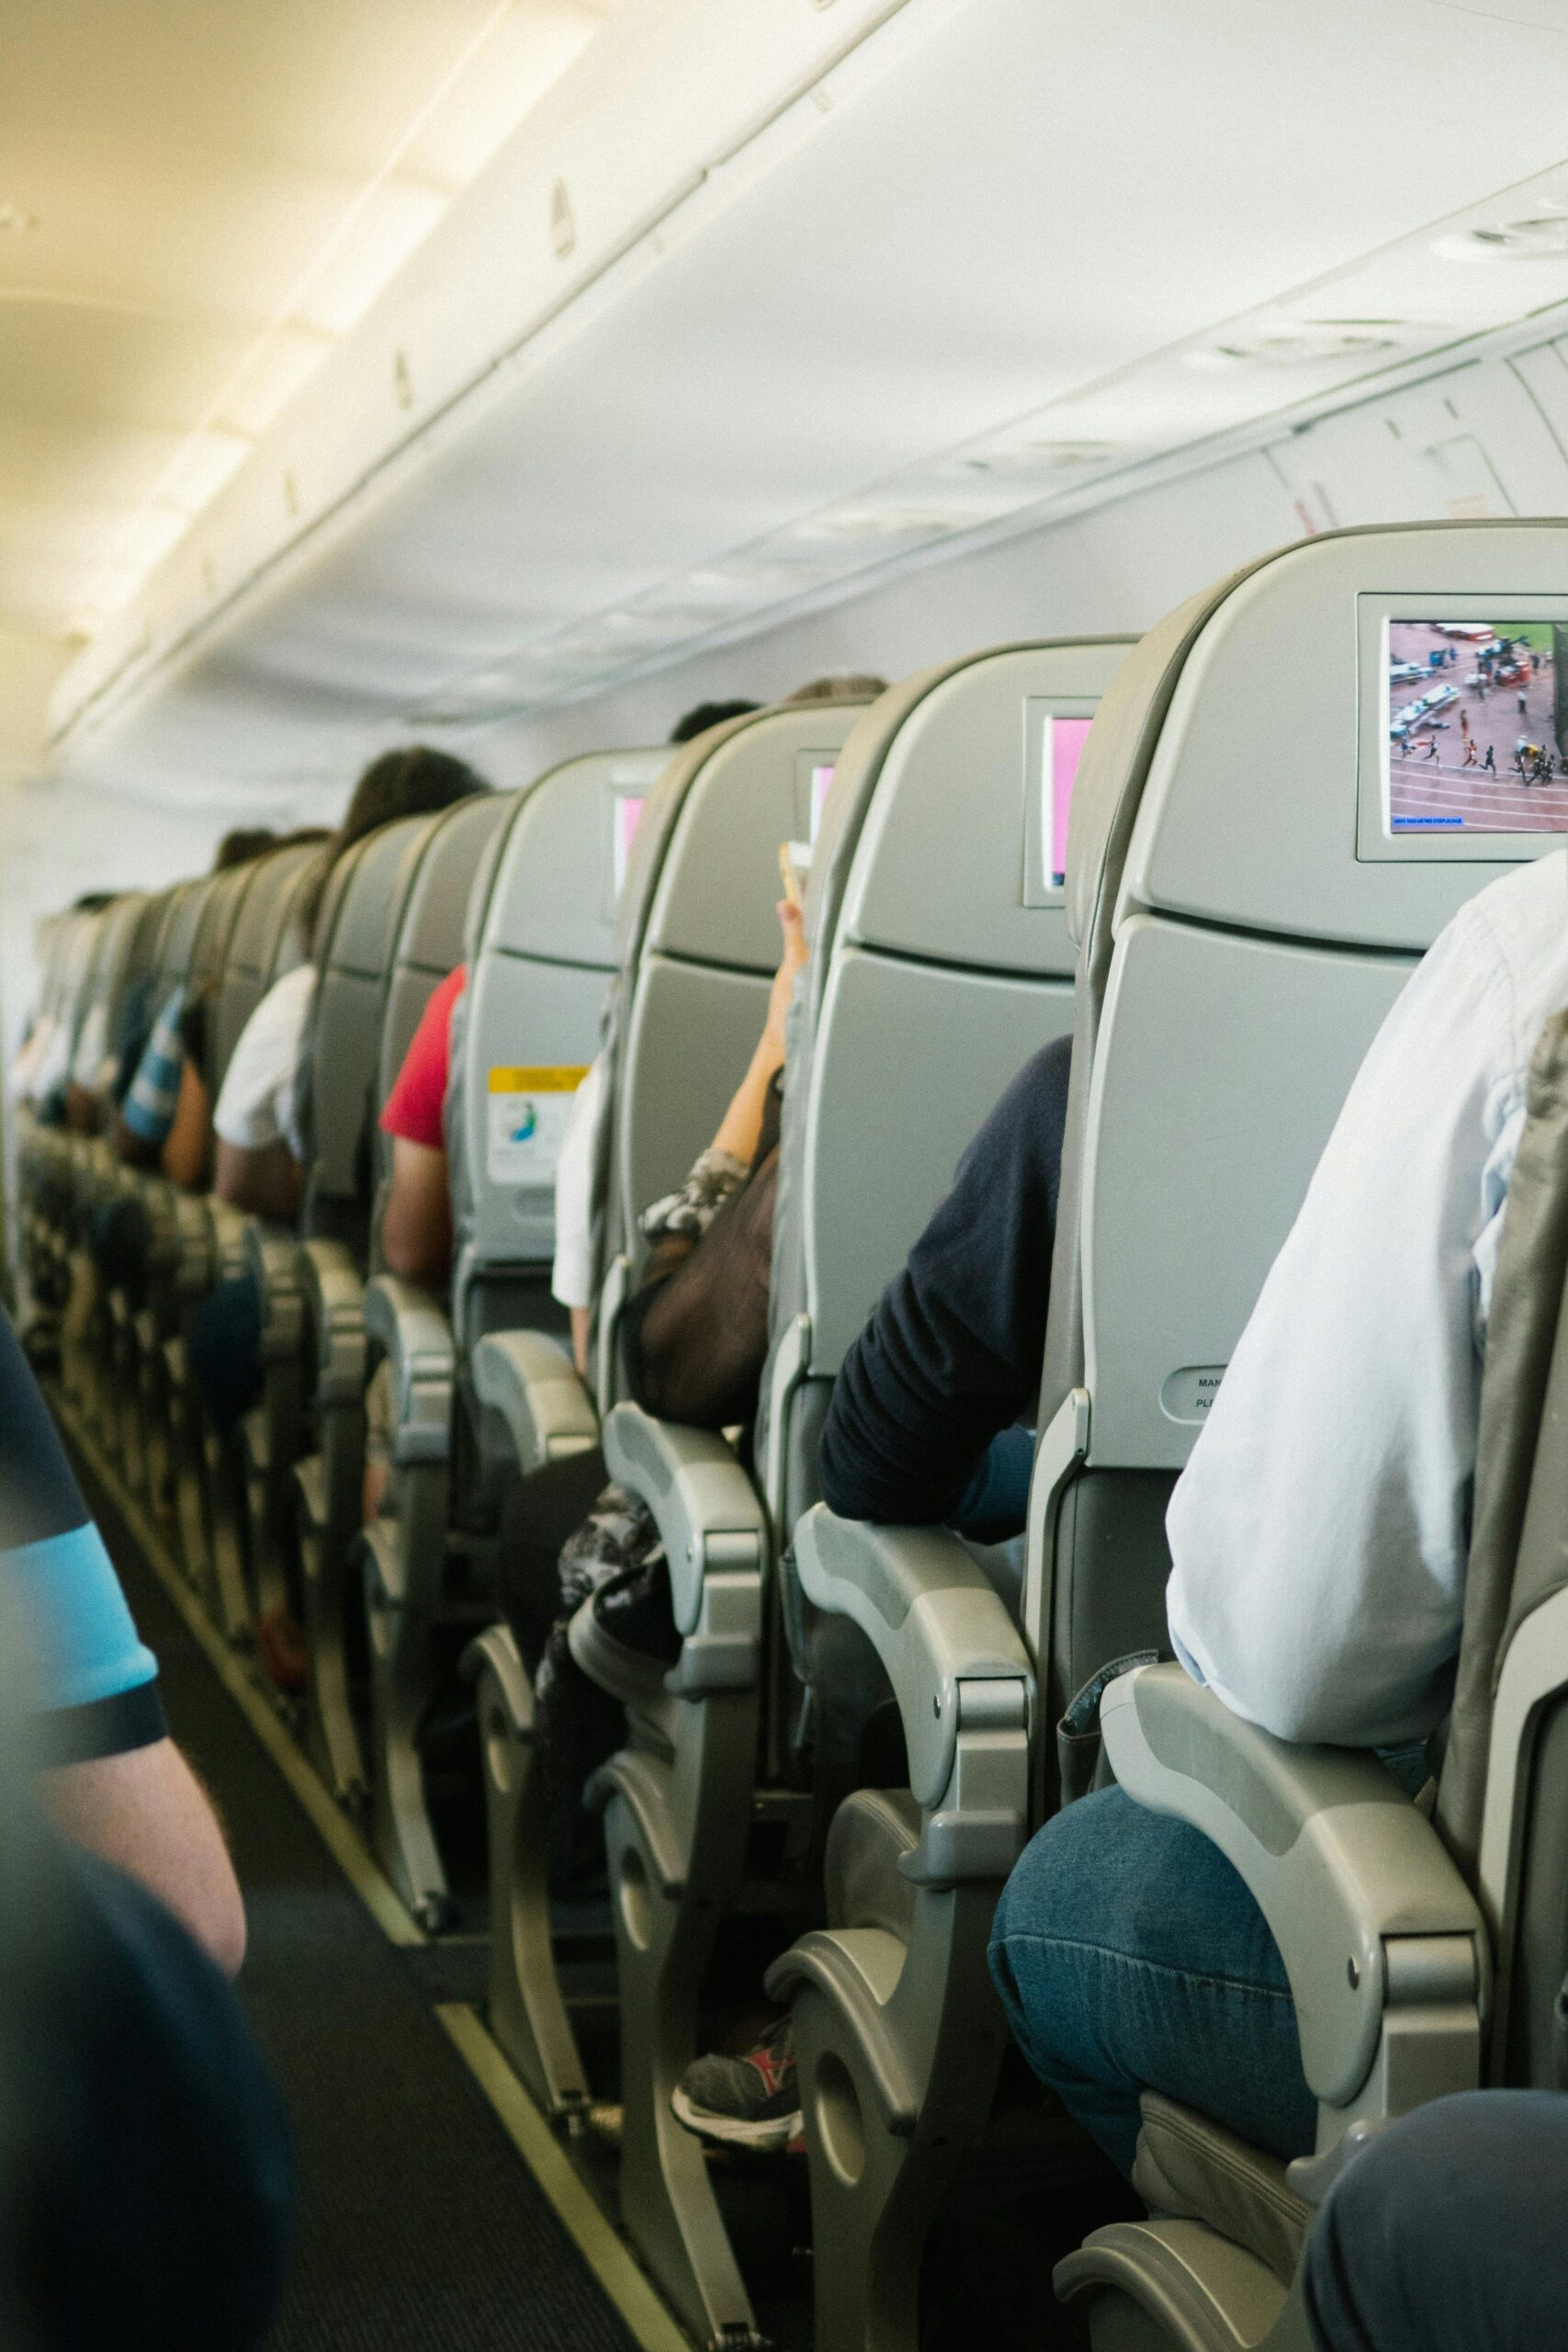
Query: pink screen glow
[
  {"left": 809, "top": 763, "right": 836, "bottom": 841},
  {"left": 1050, "top": 718, "right": 1093, "bottom": 886},
  {"left": 613, "top": 794, "right": 647, "bottom": 896}
]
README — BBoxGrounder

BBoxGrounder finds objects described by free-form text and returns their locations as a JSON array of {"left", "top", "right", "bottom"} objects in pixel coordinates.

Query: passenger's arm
[
  {"left": 378, "top": 1136, "right": 453, "bottom": 1287},
  {"left": 161, "top": 1059, "right": 212, "bottom": 1192},
  {"left": 40, "top": 1741, "right": 246, "bottom": 1978},
  {"left": 817, "top": 1036, "right": 1070, "bottom": 1530},
  {"left": 215, "top": 1137, "right": 304, "bottom": 1222},
  {"left": 0, "top": 1306, "right": 245, "bottom": 1975},
  {"left": 710, "top": 898, "right": 806, "bottom": 1167}
]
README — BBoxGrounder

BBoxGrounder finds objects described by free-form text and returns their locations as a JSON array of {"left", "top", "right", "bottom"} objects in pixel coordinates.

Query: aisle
[{"left": 75, "top": 1453, "right": 656, "bottom": 2352}]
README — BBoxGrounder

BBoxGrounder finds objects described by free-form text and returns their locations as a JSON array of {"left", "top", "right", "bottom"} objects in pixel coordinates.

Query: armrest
[
  {"left": 296, "top": 1239, "right": 367, "bottom": 1404},
  {"left": 362, "top": 1274, "right": 453, "bottom": 1465},
  {"left": 601, "top": 1401, "right": 767, "bottom": 1639},
  {"left": 1102, "top": 1664, "right": 1487, "bottom": 2111},
  {"left": 593, "top": 1250, "right": 629, "bottom": 1417},
  {"left": 794, "top": 1503, "right": 1034, "bottom": 1815},
  {"left": 472, "top": 1330, "right": 598, "bottom": 1479},
  {"left": 207, "top": 1197, "right": 250, "bottom": 1283},
  {"left": 243, "top": 1216, "right": 306, "bottom": 1361}
]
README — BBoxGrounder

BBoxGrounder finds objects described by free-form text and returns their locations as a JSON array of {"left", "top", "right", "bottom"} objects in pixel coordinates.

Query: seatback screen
[
  {"left": 809, "top": 761, "right": 836, "bottom": 842},
  {"left": 1386, "top": 621, "right": 1568, "bottom": 836},
  {"left": 1045, "top": 715, "right": 1094, "bottom": 887},
  {"left": 611, "top": 791, "right": 647, "bottom": 899}
]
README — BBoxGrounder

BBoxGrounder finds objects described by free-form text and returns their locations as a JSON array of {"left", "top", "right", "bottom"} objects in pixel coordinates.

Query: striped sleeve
[
  {"left": 0, "top": 1309, "right": 165, "bottom": 1763},
  {"left": 121, "top": 985, "right": 187, "bottom": 1147}
]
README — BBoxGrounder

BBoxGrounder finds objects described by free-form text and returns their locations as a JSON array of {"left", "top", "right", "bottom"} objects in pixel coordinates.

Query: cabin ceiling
[
  {"left": 26, "top": 0, "right": 1568, "bottom": 799},
  {"left": 0, "top": 0, "right": 610, "bottom": 640}
]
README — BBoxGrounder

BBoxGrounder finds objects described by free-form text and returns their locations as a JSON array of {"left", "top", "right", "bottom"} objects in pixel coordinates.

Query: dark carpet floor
[{"left": 81, "top": 1460, "right": 640, "bottom": 2352}]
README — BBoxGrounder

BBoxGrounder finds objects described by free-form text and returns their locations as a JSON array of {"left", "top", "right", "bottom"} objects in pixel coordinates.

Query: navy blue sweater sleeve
[{"left": 818, "top": 1035, "right": 1071, "bottom": 1527}]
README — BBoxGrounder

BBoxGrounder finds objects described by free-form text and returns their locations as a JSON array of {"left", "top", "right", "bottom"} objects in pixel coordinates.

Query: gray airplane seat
[
  {"left": 209, "top": 838, "right": 326, "bottom": 1096},
  {"left": 449, "top": 747, "right": 666, "bottom": 1394},
  {"left": 287, "top": 785, "right": 513, "bottom": 1805},
  {"left": 711, "top": 642, "right": 1129, "bottom": 2352},
  {"left": 455, "top": 710, "right": 864, "bottom": 2159},
  {"left": 967, "top": 520, "right": 1568, "bottom": 2351},
  {"left": 238, "top": 805, "right": 502, "bottom": 1653}
]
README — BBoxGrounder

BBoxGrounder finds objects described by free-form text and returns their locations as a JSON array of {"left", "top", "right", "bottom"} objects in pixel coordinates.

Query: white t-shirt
[
  {"left": 551, "top": 1054, "right": 606, "bottom": 1311},
  {"left": 71, "top": 1000, "right": 108, "bottom": 1091},
  {"left": 213, "top": 965, "right": 316, "bottom": 1159},
  {"left": 1167, "top": 848, "right": 1568, "bottom": 1750}
]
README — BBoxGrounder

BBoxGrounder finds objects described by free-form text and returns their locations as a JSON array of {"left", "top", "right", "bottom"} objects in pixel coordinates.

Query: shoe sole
[
  {"left": 567, "top": 1594, "right": 675, "bottom": 1709},
  {"left": 670, "top": 2086, "right": 804, "bottom": 2152}
]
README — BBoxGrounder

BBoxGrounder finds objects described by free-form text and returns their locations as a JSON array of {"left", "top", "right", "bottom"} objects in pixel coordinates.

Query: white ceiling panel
[{"left": 40, "top": 0, "right": 1568, "bottom": 793}]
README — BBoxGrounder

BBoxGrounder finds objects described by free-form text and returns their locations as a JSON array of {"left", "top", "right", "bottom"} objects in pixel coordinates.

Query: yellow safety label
[{"left": 488, "top": 1066, "right": 590, "bottom": 1093}]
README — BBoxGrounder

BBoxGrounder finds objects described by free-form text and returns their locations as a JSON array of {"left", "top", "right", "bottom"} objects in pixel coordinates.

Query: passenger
[
  {"left": 988, "top": 846, "right": 1568, "bottom": 2179},
  {"left": 0, "top": 1308, "right": 293, "bottom": 2343},
  {"left": 0, "top": 1303, "right": 246, "bottom": 1976},
  {"left": 82, "top": 831, "right": 329, "bottom": 1330},
  {"left": 667, "top": 697, "right": 761, "bottom": 741},
  {"left": 1303, "top": 2091, "right": 1568, "bottom": 2352},
  {"left": 11, "top": 891, "right": 117, "bottom": 1126},
  {"left": 376, "top": 962, "right": 467, "bottom": 1291},
  {"left": 212, "top": 753, "right": 486, "bottom": 1225},
  {"left": 104, "top": 828, "right": 285, "bottom": 1169},
  {"left": 187, "top": 750, "right": 489, "bottom": 1442}
]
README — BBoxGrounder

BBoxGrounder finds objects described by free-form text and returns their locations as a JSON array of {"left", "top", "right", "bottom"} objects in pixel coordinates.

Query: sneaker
[
  {"left": 567, "top": 1560, "right": 680, "bottom": 1708},
  {"left": 671, "top": 2016, "right": 802, "bottom": 2152}
]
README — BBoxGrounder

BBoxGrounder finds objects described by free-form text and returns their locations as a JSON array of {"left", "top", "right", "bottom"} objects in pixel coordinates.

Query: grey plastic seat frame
[
  {"left": 492, "top": 701, "right": 872, "bottom": 2349},
  {"left": 278, "top": 789, "right": 514, "bottom": 1822},
  {"left": 351, "top": 752, "right": 660, "bottom": 1923},
  {"left": 731, "top": 640, "right": 1131, "bottom": 2352},
  {"left": 403, "top": 746, "right": 667, "bottom": 2076}
]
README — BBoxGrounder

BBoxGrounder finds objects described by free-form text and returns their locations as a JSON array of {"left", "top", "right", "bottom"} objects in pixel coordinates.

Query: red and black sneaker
[{"left": 671, "top": 2015, "right": 801, "bottom": 2152}]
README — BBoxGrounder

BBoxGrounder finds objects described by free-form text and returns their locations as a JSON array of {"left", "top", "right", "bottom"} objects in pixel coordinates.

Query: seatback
[
  {"left": 766, "top": 643, "right": 1134, "bottom": 1551},
  {"left": 210, "top": 842, "right": 329, "bottom": 1093},
  {"left": 1033, "top": 521, "right": 1568, "bottom": 1790},
  {"left": 364, "top": 788, "right": 514, "bottom": 1270},
  {"left": 298, "top": 815, "right": 438, "bottom": 1256},
  {"left": 595, "top": 703, "right": 872, "bottom": 1394},
  {"left": 449, "top": 746, "right": 665, "bottom": 1350},
  {"left": 73, "top": 892, "right": 150, "bottom": 1091}
]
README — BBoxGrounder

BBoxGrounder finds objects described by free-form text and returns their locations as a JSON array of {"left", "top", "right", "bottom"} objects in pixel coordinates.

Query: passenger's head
[
  {"left": 336, "top": 747, "right": 490, "bottom": 857},
  {"left": 211, "top": 827, "right": 277, "bottom": 872},
  {"left": 70, "top": 891, "right": 116, "bottom": 914},
  {"left": 276, "top": 826, "right": 333, "bottom": 850},
  {"left": 668, "top": 700, "right": 761, "bottom": 743},
  {"left": 784, "top": 673, "right": 888, "bottom": 704}
]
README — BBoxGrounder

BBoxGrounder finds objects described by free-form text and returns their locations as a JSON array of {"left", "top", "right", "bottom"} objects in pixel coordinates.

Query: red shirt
[{"left": 379, "top": 965, "right": 465, "bottom": 1150}]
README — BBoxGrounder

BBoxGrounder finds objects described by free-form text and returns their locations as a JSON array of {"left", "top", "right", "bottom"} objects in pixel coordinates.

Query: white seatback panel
[
  {"left": 805, "top": 947, "right": 1072, "bottom": 1368},
  {"left": 1085, "top": 915, "right": 1414, "bottom": 1468}
]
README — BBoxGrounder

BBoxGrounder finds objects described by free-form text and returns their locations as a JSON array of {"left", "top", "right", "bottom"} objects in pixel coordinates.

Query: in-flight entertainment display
[
  {"left": 808, "top": 760, "right": 836, "bottom": 842},
  {"left": 1386, "top": 620, "right": 1568, "bottom": 837},
  {"left": 1045, "top": 714, "right": 1094, "bottom": 887},
  {"left": 611, "top": 791, "right": 647, "bottom": 898}
]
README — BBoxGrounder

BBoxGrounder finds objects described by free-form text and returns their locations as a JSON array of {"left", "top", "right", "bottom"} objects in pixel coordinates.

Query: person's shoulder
[{"left": 1461, "top": 849, "right": 1568, "bottom": 1061}]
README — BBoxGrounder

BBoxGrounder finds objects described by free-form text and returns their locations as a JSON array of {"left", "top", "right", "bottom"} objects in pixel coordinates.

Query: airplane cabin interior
[{"left": 5, "top": 5, "right": 1568, "bottom": 2349}]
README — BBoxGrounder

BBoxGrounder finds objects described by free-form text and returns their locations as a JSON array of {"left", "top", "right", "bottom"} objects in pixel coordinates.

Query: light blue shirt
[{"left": 1167, "top": 849, "right": 1568, "bottom": 1749}]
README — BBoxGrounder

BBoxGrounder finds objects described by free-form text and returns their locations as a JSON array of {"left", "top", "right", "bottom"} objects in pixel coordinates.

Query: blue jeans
[
  {"left": 1307, "top": 2092, "right": 1568, "bottom": 2351},
  {"left": 987, "top": 1786, "right": 1315, "bottom": 2178}
]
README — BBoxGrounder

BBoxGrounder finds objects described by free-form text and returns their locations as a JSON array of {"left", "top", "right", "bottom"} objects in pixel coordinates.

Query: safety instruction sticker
[{"left": 487, "top": 1065, "right": 590, "bottom": 1187}]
